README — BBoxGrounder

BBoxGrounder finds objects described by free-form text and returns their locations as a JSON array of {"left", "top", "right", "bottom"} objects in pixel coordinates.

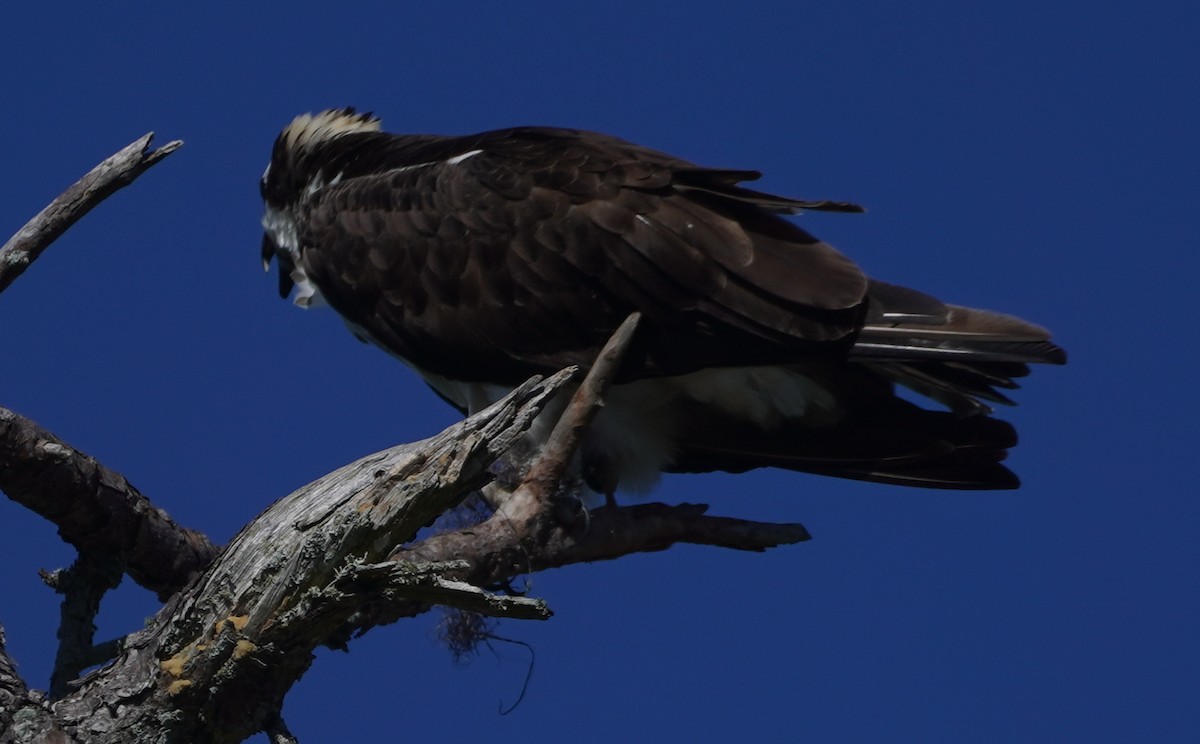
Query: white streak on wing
[
  {"left": 635, "top": 214, "right": 651, "bottom": 226},
  {"left": 446, "top": 148, "right": 483, "bottom": 165},
  {"left": 385, "top": 161, "right": 437, "bottom": 175}
]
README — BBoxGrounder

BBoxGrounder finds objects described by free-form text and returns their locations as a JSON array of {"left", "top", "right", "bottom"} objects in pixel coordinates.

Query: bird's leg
[{"left": 581, "top": 455, "right": 620, "bottom": 510}]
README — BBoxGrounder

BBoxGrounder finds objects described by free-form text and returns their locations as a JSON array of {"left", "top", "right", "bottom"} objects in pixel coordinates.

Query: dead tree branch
[
  {"left": 0, "top": 133, "right": 181, "bottom": 295},
  {"left": 44, "top": 373, "right": 567, "bottom": 743},
  {"left": 519, "top": 311, "right": 642, "bottom": 502},
  {"left": 0, "top": 407, "right": 219, "bottom": 601},
  {"left": 400, "top": 500, "right": 810, "bottom": 588},
  {"left": 43, "top": 550, "right": 127, "bottom": 700}
]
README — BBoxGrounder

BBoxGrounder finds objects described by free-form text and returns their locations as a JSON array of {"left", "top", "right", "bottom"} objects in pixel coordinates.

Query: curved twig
[{"left": 0, "top": 133, "right": 181, "bottom": 295}]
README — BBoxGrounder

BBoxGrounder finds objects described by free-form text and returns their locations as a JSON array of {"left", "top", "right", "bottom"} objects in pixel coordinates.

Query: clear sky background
[{"left": 1, "top": 2, "right": 1195, "bottom": 742}]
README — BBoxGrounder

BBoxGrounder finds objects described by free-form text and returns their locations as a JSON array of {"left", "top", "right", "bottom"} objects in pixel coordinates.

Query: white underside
[{"left": 420, "top": 365, "right": 837, "bottom": 494}]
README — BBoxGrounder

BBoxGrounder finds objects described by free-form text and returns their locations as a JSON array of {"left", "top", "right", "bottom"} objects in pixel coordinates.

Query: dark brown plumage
[{"left": 261, "top": 109, "right": 1065, "bottom": 492}]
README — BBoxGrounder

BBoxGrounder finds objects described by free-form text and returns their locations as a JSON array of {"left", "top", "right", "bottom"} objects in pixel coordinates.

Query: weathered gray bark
[
  {"left": 41, "top": 376, "right": 564, "bottom": 743},
  {"left": 0, "top": 134, "right": 181, "bottom": 294},
  {"left": 0, "top": 134, "right": 809, "bottom": 743}
]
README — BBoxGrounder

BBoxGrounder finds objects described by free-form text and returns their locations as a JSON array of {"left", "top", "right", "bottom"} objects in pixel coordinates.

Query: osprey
[{"left": 260, "top": 108, "right": 1065, "bottom": 494}]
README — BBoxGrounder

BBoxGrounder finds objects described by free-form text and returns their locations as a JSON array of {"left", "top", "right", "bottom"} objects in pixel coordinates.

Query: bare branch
[
  {"left": 399, "top": 501, "right": 810, "bottom": 589},
  {"left": 0, "top": 134, "right": 182, "bottom": 295},
  {"left": 329, "top": 560, "right": 550, "bottom": 620},
  {"left": 45, "top": 550, "right": 126, "bottom": 699},
  {"left": 519, "top": 311, "right": 641, "bottom": 499},
  {"left": 0, "top": 408, "right": 219, "bottom": 600}
]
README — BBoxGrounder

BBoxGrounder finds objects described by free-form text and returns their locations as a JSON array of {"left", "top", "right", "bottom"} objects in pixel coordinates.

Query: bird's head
[
  {"left": 260, "top": 108, "right": 382, "bottom": 300},
  {"left": 260, "top": 108, "right": 382, "bottom": 213}
]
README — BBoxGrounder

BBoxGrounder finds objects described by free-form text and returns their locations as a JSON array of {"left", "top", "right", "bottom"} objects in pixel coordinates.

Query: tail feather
[
  {"left": 661, "top": 269, "right": 1069, "bottom": 488},
  {"left": 667, "top": 397, "right": 1021, "bottom": 490},
  {"left": 873, "top": 361, "right": 1020, "bottom": 415},
  {"left": 797, "top": 450, "right": 1021, "bottom": 490},
  {"left": 855, "top": 280, "right": 1066, "bottom": 364},
  {"left": 850, "top": 280, "right": 1065, "bottom": 414}
]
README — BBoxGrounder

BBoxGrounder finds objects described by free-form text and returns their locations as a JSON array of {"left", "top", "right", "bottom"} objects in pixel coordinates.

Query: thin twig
[{"left": 0, "top": 133, "right": 182, "bottom": 295}]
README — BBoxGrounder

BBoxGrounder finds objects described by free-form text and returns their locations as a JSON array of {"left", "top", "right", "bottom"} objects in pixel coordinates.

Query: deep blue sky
[{"left": 1, "top": 2, "right": 1195, "bottom": 741}]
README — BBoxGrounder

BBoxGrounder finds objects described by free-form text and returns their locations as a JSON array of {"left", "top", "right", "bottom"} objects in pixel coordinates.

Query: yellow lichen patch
[
  {"left": 160, "top": 654, "right": 188, "bottom": 678},
  {"left": 166, "top": 679, "right": 193, "bottom": 696},
  {"left": 215, "top": 614, "right": 251, "bottom": 634},
  {"left": 232, "top": 639, "right": 257, "bottom": 660}
]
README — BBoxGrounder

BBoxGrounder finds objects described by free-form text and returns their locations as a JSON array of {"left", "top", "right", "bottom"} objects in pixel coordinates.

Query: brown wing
[{"left": 294, "top": 128, "right": 870, "bottom": 384}]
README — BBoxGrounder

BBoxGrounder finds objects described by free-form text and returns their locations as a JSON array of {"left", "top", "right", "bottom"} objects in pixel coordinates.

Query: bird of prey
[{"left": 260, "top": 108, "right": 1065, "bottom": 496}]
